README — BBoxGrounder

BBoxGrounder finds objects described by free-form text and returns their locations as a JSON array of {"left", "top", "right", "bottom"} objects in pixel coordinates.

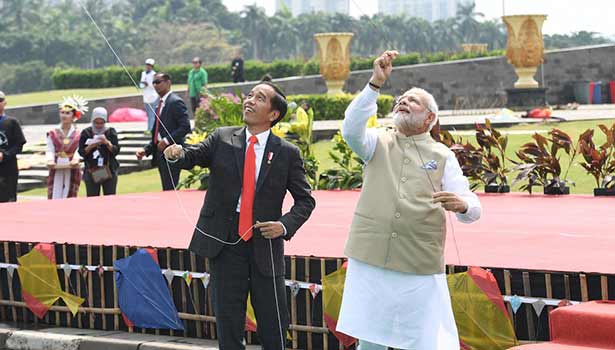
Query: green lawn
[{"left": 19, "top": 118, "right": 615, "bottom": 199}]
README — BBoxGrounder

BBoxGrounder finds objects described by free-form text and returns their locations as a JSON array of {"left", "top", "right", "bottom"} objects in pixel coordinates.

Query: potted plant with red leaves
[
  {"left": 440, "top": 130, "right": 484, "bottom": 191},
  {"left": 512, "top": 129, "right": 578, "bottom": 195},
  {"left": 578, "top": 124, "right": 615, "bottom": 196},
  {"left": 475, "top": 119, "right": 511, "bottom": 193}
]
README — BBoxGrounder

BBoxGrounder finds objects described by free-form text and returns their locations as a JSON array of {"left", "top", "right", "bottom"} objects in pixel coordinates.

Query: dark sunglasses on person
[
  {"left": 0, "top": 98, "right": 5, "bottom": 103},
  {"left": 152, "top": 79, "right": 166, "bottom": 85}
]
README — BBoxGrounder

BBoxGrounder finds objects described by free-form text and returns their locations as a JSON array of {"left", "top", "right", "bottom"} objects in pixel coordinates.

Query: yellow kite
[{"left": 17, "top": 243, "right": 84, "bottom": 318}]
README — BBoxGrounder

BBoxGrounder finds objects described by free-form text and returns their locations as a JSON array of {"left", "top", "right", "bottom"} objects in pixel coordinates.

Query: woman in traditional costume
[{"left": 46, "top": 96, "right": 87, "bottom": 199}]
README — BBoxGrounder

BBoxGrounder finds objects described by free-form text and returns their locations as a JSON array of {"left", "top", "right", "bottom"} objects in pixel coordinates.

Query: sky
[{"left": 221, "top": 0, "right": 615, "bottom": 37}]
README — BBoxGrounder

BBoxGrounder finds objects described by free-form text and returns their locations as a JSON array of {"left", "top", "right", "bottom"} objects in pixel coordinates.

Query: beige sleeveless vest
[{"left": 344, "top": 130, "right": 451, "bottom": 274}]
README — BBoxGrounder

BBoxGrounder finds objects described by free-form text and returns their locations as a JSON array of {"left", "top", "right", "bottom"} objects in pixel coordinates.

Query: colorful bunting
[
  {"left": 163, "top": 269, "right": 174, "bottom": 285},
  {"left": 532, "top": 299, "right": 546, "bottom": 317},
  {"left": 182, "top": 271, "right": 193, "bottom": 286},
  {"left": 289, "top": 281, "right": 300, "bottom": 297},
  {"left": 61, "top": 263, "right": 72, "bottom": 277},
  {"left": 309, "top": 283, "right": 322, "bottom": 299},
  {"left": 201, "top": 274, "right": 210, "bottom": 289},
  {"left": 17, "top": 243, "right": 84, "bottom": 319},
  {"left": 510, "top": 295, "right": 522, "bottom": 314},
  {"left": 79, "top": 264, "right": 88, "bottom": 278}
]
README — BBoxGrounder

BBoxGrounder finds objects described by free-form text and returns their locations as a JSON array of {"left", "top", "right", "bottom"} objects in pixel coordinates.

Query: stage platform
[
  {"left": 2, "top": 190, "right": 615, "bottom": 275},
  {"left": 2, "top": 190, "right": 615, "bottom": 347}
]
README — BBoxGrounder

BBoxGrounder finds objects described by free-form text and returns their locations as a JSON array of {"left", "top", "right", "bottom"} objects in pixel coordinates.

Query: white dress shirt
[
  {"left": 341, "top": 84, "right": 481, "bottom": 223},
  {"left": 235, "top": 128, "right": 287, "bottom": 235},
  {"left": 157, "top": 90, "right": 172, "bottom": 143},
  {"left": 140, "top": 70, "right": 158, "bottom": 104},
  {"left": 235, "top": 128, "right": 270, "bottom": 211}
]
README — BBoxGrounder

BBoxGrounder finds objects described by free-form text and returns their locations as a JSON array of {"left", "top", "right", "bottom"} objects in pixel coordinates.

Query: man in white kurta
[{"left": 337, "top": 51, "right": 481, "bottom": 350}]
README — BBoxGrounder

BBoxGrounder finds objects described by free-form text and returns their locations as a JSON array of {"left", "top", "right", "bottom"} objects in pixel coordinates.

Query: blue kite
[{"left": 114, "top": 248, "right": 184, "bottom": 330}]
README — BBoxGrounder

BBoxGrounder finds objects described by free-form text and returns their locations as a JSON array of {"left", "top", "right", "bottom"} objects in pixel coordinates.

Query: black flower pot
[
  {"left": 485, "top": 184, "right": 510, "bottom": 193},
  {"left": 594, "top": 188, "right": 615, "bottom": 196},
  {"left": 544, "top": 186, "right": 570, "bottom": 195}
]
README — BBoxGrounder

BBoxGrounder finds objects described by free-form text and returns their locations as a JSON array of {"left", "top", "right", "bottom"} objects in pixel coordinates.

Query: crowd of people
[{"left": 0, "top": 51, "right": 249, "bottom": 203}]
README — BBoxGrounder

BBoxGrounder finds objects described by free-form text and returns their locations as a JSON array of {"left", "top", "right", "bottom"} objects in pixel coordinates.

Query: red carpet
[{"left": 2, "top": 191, "right": 615, "bottom": 274}]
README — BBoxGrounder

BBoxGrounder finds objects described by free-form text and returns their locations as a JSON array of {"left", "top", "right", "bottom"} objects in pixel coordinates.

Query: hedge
[
  {"left": 51, "top": 50, "right": 504, "bottom": 90},
  {"left": 0, "top": 60, "right": 54, "bottom": 94},
  {"left": 287, "top": 94, "right": 395, "bottom": 121}
]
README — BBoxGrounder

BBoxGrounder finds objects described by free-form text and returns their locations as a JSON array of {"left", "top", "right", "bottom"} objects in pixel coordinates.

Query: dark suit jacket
[
  {"left": 178, "top": 126, "right": 316, "bottom": 276},
  {"left": 144, "top": 92, "right": 191, "bottom": 163}
]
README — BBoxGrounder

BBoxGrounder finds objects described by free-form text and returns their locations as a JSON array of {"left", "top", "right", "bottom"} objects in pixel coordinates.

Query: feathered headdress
[{"left": 59, "top": 95, "right": 89, "bottom": 120}]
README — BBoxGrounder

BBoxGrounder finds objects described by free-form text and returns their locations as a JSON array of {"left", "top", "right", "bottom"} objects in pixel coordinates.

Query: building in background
[
  {"left": 276, "top": 0, "right": 350, "bottom": 16},
  {"left": 379, "top": 0, "right": 474, "bottom": 22}
]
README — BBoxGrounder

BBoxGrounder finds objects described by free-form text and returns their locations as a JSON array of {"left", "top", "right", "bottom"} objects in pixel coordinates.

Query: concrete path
[{"left": 0, "top": 323, "right": 258, "bottom": 350}]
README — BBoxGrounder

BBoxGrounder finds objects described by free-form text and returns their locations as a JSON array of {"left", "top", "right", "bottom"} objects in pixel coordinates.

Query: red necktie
[
  {"left": 153, "top": 100, "right": 163, "bottom": 144},
  {"left": 238, "top": 135, "right": 258, "bottom": 241}
]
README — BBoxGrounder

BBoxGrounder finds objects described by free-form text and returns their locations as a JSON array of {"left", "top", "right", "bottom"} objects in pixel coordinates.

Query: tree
[
  {"left": 240, "top": 5, "right": 269, "bottom": 60},
  {"left": 455, "top": 1, "right": 484, "bottom": 43}
]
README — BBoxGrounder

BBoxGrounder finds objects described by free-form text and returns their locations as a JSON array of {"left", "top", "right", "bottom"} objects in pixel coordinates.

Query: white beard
[{"left": 392, "top": 110, "right": 428, "bottom": 135}]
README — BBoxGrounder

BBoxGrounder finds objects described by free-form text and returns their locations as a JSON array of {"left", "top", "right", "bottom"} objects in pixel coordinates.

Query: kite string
[{"left": 76, "top": 1, "right": 286, "bottom": 347}]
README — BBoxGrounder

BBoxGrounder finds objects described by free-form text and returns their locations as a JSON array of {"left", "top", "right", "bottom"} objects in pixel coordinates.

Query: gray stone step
[
  {"left": 119, "top": 146, "right": 144, "bottom": 154},
  {"left": 117, "top": 139, "right": 148, "bottom": 146},
  {"left": 118, "top": 133, "right": 150, "bottom": 142},
  {"left": 19, "top": 170, "right": 49, "bottom": 181},
  {"left": 116, "top": 154, "right": 150, "bottom": 164},
  {"left": 17, "top": 178, "right": 45, "bottom": 192}
]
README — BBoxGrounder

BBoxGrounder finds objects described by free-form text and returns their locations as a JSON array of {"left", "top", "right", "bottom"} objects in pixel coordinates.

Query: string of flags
[
  {"left": 504, "top": 295, "right": 579, "bottom": 316},
  {"left": 1, "top": 262, "right": 584, "bottom": 307},
  {"left": 0, "top": 262, "right": 324, "bottom": 298}
]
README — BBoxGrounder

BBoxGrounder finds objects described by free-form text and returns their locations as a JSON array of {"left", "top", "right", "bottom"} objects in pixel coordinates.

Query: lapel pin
[{"left": 267, "top": 152, "right": 274, "bottom": 165}]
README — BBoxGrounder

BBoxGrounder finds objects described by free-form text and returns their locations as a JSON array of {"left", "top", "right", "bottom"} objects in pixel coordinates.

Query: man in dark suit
[
  {"left": 136, "top": 72, "right": 191, "bottom": 190},
  {"left": 164, "top": 81, "right": 315, "bottom": 350}
]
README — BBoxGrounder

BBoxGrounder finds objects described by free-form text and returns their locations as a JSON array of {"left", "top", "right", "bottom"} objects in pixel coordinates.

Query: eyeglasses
[
  {"left": 152, "top": 79, "right": 167, "bottom": 85},
  {"left": 0, "top": 98, "right": 5, "bottom": 103}
]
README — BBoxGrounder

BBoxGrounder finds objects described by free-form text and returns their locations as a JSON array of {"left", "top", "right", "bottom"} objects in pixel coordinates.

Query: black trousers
[
  {"left": 157, "top": 152, "right": 181, "bottom": 191},
  {"left": 190, "top": 96, "right": 200, "bottom": 115},
  {"left": 0, "top": 170, "right": 18, "bottom": 202},
  {"left": 83, "top": 170, "right": 118, "bottom": 197},
  {"left": 210, "top": 215, "right": 289, "bottom": 350}
]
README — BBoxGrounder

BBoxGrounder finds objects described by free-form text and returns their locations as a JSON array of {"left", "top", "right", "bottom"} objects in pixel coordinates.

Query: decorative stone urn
[
  {"left": 502, "top": 15, "right": 547, "bottom": 88},
  {"left": 314, "top": 33, "right": 354, "bottom": 94}
]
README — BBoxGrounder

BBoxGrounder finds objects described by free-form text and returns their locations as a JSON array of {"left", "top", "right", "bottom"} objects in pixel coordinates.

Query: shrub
[
  {"left": 0, "top": 61, "right": 54, "bottom": 94},
  {"left": 287, "top": 94, "right": 394, "bottom": 121},
  {"left": 51, "top": 50, "right": 504, "bottom": 89}
]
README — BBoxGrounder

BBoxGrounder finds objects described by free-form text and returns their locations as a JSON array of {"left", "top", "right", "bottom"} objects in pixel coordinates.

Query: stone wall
[
  {"left": 214, "top": 45, "right": 615, "bottom": 109},
  {"left": 8, "top": 44, "right": 615, "bottom": 125}
]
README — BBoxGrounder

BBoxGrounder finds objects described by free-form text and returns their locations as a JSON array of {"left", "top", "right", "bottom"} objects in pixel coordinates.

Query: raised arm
[{"left": 341, "top": 50, "right": 399, "bottom": 163}]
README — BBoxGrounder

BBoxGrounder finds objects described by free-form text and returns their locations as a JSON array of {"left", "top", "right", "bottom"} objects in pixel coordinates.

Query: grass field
[{"left": 18, "top": 118, "right": 615, "bottom": 199}]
